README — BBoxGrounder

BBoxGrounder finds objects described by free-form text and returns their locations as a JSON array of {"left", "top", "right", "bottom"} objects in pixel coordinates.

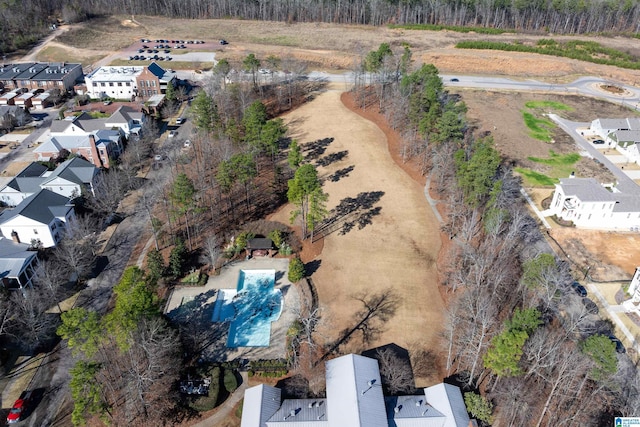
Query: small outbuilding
[{"left": 246, "top": 238, "right": 275, "bottom": 258}]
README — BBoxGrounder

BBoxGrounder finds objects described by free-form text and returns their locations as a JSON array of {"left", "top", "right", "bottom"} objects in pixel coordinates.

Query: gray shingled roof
[
  {"left": 597, "top": 118, "right": 640, "bottom": 130},
  {"left": 15, "top": 163, "right": 48, "bottom": 178},
  {"left": 41, "top": 157, "right": 98, "bottom": 187},
  {"left": 558, "top": 178, "right": 618, "bottom": 202},
  {"left": 0, "top": 189, "right": 71, "bottom": 225},
  {"left": 385, "top": 395, "right": 446, "bottom": 421},
  {"left": 0, "top": 237, "right": 37, "bottom": 280},
  {"left": 267, "top": 399, "right": 328, "bottom": 424}
]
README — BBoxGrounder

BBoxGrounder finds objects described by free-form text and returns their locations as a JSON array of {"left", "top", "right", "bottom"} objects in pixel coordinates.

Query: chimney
[
  {"left": 88, "top": 134, "right": 103, "bottom": 168},
  {"left": 11, "top": 230, "right": 20, "bottom": 243}
]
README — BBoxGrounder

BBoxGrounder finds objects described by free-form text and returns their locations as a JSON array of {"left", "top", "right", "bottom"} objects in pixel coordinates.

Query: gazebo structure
[{"left": 246, "top": 238, "right": 275, "bottom": 258}]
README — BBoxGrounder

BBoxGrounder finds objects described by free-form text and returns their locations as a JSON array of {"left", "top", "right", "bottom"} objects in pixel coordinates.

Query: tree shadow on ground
[
  {"left": 313, "top": 191, "right": 384, "bottom": 241},
  {"left": 303, "top": 137, "right": 334, "bottom": 160},
  {"left": 326, "top": 165, "right": 355, "bottom": 183},
  {"left": 304, "top": 259, "right": 322, "bottom": 276},
  {"left": 316, "top": 150, "right": 348, "bottom": 167}
]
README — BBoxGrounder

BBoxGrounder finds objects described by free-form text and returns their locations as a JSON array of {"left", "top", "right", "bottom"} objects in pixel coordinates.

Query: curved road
[{"left": 308, "top": 71, "right": 640, "bottom": 108}]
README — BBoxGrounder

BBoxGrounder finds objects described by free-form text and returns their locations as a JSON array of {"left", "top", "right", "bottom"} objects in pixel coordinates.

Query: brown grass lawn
[{"left": 269, "top": 83, "right": 445, "bottom": 384}]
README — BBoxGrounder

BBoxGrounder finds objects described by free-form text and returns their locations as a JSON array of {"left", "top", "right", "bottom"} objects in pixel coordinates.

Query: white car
[
  {"left": 168, "top": 130, "right": 178, "bottom": 138},
  {"left": 176, "top": 117, "right": 185, "bottom": 125}
]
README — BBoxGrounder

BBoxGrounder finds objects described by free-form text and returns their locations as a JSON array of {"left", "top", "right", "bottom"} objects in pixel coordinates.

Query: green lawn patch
[
  {"left": 515, "top": 168, "right": 557, "bottom": 187},
  {"left": 523, "top": 112, "right": 555, "bottom": 142},
  {"left": 524, "top": 100, "right": 572, "bottom": 111},
  {"left": 516, "top": 150, "right": 581, "bottom": 187}
]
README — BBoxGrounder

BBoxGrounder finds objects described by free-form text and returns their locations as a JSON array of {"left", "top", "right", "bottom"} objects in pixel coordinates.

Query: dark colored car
[
  {"left": 219, "top": 39, "right": 229, "bottom": 45},
  {"left": 7, "top": 391, "right": 32, "bottom": 424},
  {"left": 608, "top": 335, "right": 626, "bottom": 353},
  {"left": 450, "top": 77, "right": 459, "bottom": 82},
  {"left": 593, "top": 139, "right": 605, "bottom": 144},
  {"left": 571, "top": 281, "right": 587, "bottom": 297}
]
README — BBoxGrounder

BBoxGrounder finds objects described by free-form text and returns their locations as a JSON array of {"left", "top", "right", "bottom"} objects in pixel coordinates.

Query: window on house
[
  {"left": 100, "top": 150, "right": 104, "bottom": 155},
  {"left": 151, "top": 81, "right": 156, "bottom": 87},
  {"left": 117, "top": 82, "right": 122, "bottom": 86},
  {"left": 92, "top": 82, "right": 97, "bottom": 87},
  {"left": 109, "top": 82, "right": 114, "bottom": 87},
  {"left": 59, "top": 187, "right": 63, "bottom": 190},
  {"left": 101, "top": 82, "right": 106, "bottom": 87},
  {"left": 126, "top": 82, "right": 131, "bottom": 86},
  {"left": 33, "top": 229, "right": 38, "bottom": 234}
]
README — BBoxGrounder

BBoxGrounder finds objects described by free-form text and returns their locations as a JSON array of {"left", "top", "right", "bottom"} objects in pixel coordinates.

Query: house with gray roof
[
  {"left": 589, "top": 118, "right": 640, "bottom": 163},
  {"left": 0, "top": 62, "right": 82, "bottom": 92},
  {"left": 35, "top": 127, "right": 122, "bottom": 169},
  {"left": 104, "top": 106, "right": 144, "bottom": 136},
  {"left": 0, "top": 188, "right": 75, "bottom": 248},
  {"left": 0, "top": 157, "right": 99, "bottom": 206},
  {"left": 548, "top": 176, "right": 640, "bottom": 230},
  {"left": 241, "top": 354, "right": 472, "bottom": 427},
  {"left": 0, "top": 236, "right": 38, "bottom": 290}
]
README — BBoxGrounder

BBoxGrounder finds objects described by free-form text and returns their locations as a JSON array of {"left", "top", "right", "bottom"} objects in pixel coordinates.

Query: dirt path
[
  {"left": 21, "top": 26, "right": 70, "bottom": 62},
  {"left": 270, "top": 83, "right": 445, "bottom": 363}
]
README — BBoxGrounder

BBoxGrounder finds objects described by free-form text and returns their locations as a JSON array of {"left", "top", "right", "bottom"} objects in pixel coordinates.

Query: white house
[
  {"left": 0, "top": 158, "right": 99, "bottom": 206},
  {"left": 0, "top": 162, "right": 49, "bottom": 206},
  {"left": 589, "top": 118, "right": 640, "bottom": 163},
  {"left": 549, "top": 176, "right": 640, "bottom": 230},
  {"left": 84, "top": 66, "right": 144, "bottom": 100},
  {"left": 241, "top": 353, "right": 472, "bottom": 427},
  {"left": 39, "top": 157, "right": 100, "bottom": 199},
  {"left": 104, "top": 105, "right": 144, "bottom": 137},
  {"left": 0, "top": 189, "right": 75, "bottom": 248},
  {"left": 590, "top": 118, "right": 640, "bottom": 143}
]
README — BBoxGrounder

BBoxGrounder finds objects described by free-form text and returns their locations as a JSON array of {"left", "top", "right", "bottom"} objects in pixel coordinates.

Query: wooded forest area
[{"left": 3, "top": 0, "right": 640, "bottom": 55}]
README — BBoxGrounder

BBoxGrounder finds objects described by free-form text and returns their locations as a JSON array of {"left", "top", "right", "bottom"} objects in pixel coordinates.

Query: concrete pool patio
[{"left": 164, "top": 257, "right": 299, "bottom": 362}]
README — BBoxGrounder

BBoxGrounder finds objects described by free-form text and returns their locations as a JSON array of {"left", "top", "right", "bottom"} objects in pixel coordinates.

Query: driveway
[{"left": 548, "top": 114, "right": 640, "bottom": 195}]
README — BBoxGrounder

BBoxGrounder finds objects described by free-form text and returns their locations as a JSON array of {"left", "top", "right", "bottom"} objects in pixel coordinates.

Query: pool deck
[{"left": 165, "top": 257, "right": 299, "bottom": 362}]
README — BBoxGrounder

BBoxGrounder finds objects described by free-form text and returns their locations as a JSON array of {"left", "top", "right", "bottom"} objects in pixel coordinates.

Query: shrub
[
  {"left": 234, "top": 231, "right": 255, "bottom": 254},
  {"left": 146, "top": 249, "right": 166, "bottom": 279},
  {"left": 268, "top": 229, "right": 284, "bottom": 248},
  {"left": 224, "top": 369, "right": 238, "bottom": 393},
  {"left": 288, "top": 257, "right": 305, "bottom": 282}
]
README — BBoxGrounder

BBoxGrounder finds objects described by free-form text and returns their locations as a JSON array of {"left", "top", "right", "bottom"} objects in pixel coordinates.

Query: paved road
[{"left": 308, "top": 72, "right": 640, "bottom": 108}]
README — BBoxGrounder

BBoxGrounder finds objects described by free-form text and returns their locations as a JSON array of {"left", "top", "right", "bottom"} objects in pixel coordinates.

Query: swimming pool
[{"left": 212, "top": 269, "right": 283, "bottom": 347}]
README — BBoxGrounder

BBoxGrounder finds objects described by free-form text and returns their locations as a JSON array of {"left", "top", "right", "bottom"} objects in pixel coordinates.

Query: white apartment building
[{"left": 84, "top": 66, "right": 143, "bottom": 100}]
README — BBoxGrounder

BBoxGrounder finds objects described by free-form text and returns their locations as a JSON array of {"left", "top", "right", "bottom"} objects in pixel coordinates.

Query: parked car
[
  {"left": 571, "top": 281, "right": 587, "bottom": 297},
  {"left": 7, "top": 391, "right": 32, "bottom": 424},
  {"left": 168, "top": 130, "right": 178, "bottom": 138},
  {"left": 219, "top": 39, "right": 229, "bottom": 45},
  {"left": 176, "top": 117, "right": 185, "bottom": 125},
  {"left": 608, "top": 334, "right": 626, "bottom": 353},
  {"left": 593, "top": 139, "right": 605, "bottom": 144},
  {"left": 450, "top": 77, "right": 459, "bottom": 82}
]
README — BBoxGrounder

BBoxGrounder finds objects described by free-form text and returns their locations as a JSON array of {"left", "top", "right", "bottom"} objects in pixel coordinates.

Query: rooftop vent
[
  {"left": 394, "top": 405, "right": 402, "bottom": 414},
  {"left": 422, "top": 408, "right": 429, "bottom": 416},
  {"left": 308, "top": 402, "right": 315, "bottom": 409},
  {"left": 416, "top": 399, "right": 423, "bottom": 407}
]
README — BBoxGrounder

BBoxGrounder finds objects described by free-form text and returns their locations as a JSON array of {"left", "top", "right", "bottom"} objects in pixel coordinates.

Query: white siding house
[
  {"left": 0, "top": 158, "right": 98, "bottom": 206},
  {"left": 0, "top": 189, "right": 75, "bottom": 248},
  {"left": 549, "top": 177, "right": 640, "bottom": 230},
  {"left": 241, "top": 354, "right": 471, "bottom": 427}
]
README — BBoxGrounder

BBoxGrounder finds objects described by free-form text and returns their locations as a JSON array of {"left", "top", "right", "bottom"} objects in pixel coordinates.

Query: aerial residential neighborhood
[{"left": 0, "top": 5, "right": 639, "bottom": 427}]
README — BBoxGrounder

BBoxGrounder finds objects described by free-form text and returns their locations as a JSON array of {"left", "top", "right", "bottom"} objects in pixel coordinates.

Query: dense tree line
[
  {"left": 358, "top": 44, "right": 638, "bottom": 423},
  {"left": 3, "top": 0, "right": 640, "bottom": 56}
]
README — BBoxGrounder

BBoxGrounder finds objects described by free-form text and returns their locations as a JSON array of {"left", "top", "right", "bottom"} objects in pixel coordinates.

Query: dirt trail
[{"left": 270, "top": 83, "right": 445, "bottom": 364}]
